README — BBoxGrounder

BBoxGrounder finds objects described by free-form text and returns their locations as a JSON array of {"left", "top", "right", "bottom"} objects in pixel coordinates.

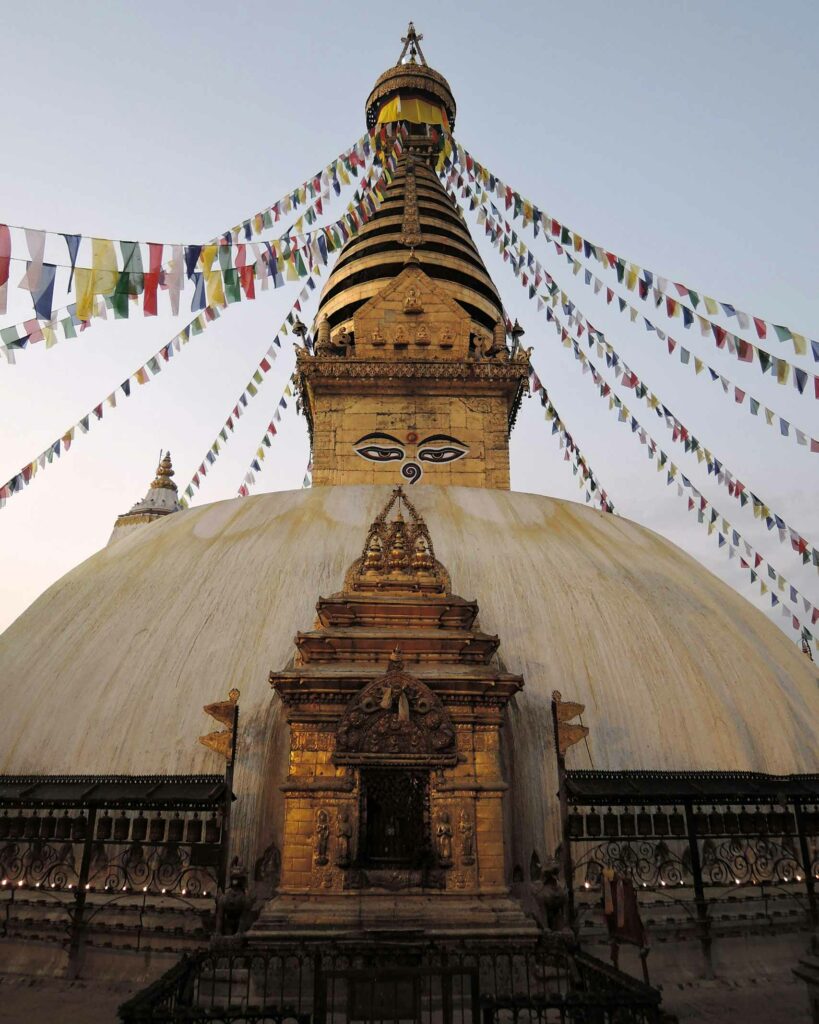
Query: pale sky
[{"left": 0, "top": 0, "right": 817, "bottom": 641}]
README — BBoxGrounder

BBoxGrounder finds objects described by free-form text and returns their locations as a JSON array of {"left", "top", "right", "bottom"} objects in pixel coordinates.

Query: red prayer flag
[
  {"left": 143, "top": 243, "right": 163, "bottom": 316},
  {"left": 239, "top": 265, "right": 255, "bottom": 300},
  {"left": 713, "top": 325, "right": 727, "bottom": 348},
  {"left": 753, "top": 317, "right": 767, "bottom": 340},
  {"left": 0, "top": 223, "right": 10, "bottom": 314}
]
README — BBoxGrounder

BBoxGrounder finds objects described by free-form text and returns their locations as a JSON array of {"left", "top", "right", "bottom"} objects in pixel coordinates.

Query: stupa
[{"left": 0, "top": 23, "right": 816, "bottom": 1021}]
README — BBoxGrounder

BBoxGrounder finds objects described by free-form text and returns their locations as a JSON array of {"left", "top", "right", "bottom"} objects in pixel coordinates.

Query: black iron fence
[
  {"left": 0, "top": 775, "right": 229, "bottom": 968},
  {"left": 118, "top": 939, "right": 666, "bottom": 1023},
  {"left": 562, "top": 771, "right": 819, "bottom": 966}
]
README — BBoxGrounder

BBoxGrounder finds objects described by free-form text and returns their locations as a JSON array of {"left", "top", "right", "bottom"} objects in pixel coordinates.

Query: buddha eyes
[
  {"left": 353, "top": 433, "right": 469, "bottom": 466},
  {"left": 418, "top": 446, "right": 467, "bottom": 464},
  {"left": 355, "top": 445, "right": 404, "bottom": 462}
]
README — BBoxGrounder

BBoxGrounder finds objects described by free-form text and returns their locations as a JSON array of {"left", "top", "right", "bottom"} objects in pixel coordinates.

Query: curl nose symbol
[{"left": 401, "top": 462, "right": 422, "bottom": 485}]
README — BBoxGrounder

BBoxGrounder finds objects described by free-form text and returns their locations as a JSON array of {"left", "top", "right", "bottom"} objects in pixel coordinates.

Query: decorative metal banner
[
  {"left": 552, "top": 690, "right": 590, "bottom": 757},
  {"left": 198, "top": 687, "right": 240, "bottom": 763}
]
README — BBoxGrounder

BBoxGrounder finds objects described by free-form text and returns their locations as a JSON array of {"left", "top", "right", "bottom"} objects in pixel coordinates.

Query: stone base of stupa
[{"left": 249, "top": 891, "right": 539, "bottom": 942}]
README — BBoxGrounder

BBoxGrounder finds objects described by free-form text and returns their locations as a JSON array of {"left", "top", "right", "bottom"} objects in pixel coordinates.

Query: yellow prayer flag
[
  {"left": 703, "top": 296, "right": 719, "bottom": 315},
  {"left": 694, "top": 358, "right": 704, "bottom": 374},
  {"left": 776, "top": 360, "right": 789, "bottom": 385},
  {"left": 200, "top": 245, "right": 225, "bottom": 307},
  {"left": 625, "top": 265, "right": 638, "bottom": 291},
  {"left": 791, "top": 333, "right": 807, "bottom": 355},
  {"left": 91, "top": 238, "right": 118, "bottom": 296},
  {"left": 75, "top": 268, "right": 95, "bottom": 321}
]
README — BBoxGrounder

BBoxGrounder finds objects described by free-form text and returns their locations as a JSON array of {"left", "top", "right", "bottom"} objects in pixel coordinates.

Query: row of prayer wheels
[
  {"left": 566, "top": 805, "right": 814, "bottom": 840},
  {"left": 0, "top": 809, "right": 222, "bottom": 845}
]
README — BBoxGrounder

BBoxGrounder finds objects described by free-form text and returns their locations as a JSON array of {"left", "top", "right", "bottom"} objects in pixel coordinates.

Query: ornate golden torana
[{"left": 260, "top": 488, "right": 533, "bottom": 934}]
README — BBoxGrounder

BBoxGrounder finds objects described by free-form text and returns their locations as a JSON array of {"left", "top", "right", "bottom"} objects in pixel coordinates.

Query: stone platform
[{"left": 250, "top": 891, "right": 540, "bottom": 941}]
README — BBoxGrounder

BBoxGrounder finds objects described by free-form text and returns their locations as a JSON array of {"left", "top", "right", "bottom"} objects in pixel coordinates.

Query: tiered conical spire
[{"left": 109, "top": 450, "right": 181, "bottom": 544}]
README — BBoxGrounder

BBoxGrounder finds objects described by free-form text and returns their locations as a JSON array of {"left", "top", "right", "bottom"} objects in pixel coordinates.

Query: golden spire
[{"left": 151, "top": 451, "right": 178, "bottom": 493}]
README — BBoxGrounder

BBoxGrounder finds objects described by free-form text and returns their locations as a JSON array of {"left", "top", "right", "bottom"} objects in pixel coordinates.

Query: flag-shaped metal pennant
[
  {"left": 552, "top": 690, "right": 589, "bottom": 756},
  {"left": 198, "top": 687, "right": 240, "bottom": 761}
]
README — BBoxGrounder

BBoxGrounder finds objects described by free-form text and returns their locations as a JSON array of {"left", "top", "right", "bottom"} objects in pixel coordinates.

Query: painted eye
[
  {"left": 355, "top": 445, "right": 404, "bottom": 462},
  {"left": 417, "top": 446, "right": 467, "bottom": 464}
]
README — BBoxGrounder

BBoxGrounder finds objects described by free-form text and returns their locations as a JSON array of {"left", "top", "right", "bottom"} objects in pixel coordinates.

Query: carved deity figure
[
  {"left": 403, "top": 286, "right": 423, "bottom": 314},
  {"left": 336, "top": 810, "right": 352, "bottom": 868},
  {"left": 315, "top": 809, "right": 330, "bottom": 866},
  {"left": 416, "top": 323, "right": 430, "bottom": 345},
  {"left": 459, "top": 808, "right": 475, "bottom": 865},
  {"left": 436, "top": 811, "right": 453, "bottom": 866}
]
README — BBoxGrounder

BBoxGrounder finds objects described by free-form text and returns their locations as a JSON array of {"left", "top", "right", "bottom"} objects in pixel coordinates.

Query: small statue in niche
[
  {"left": 403, "top": 286, "right": 423, "bottom": 315},
  {"left": 336, "top": 810, "right": 352, "bottom": 868},
  {"left": 315, "top": 809, "right": 330, "bottom": 866},
  {"left": 363, "top": 532, "right": 385, "bottom": 572},
  {"left": 371, "top": 330, "right": 386, "bottom": 347},
  {"left": 436, "top": 811, "right": 453, "bottom": 866},
  {"left": 394, "top": 326, "right": 407, "bottom": 348},
  {"left": 412, "top": 533, "right": 434, "bottom": 571},
  {"left": 415, "top": 323, "right": 430, "bottom": 346},
  {"left": 459, "top": 808, "right": 475, "bottom": 865},
  {"left": 333, "top": 323, "right": 352, "bottom": 356},
  {"left": 439, "top": 328, "right": 454, "bottom": 349}
]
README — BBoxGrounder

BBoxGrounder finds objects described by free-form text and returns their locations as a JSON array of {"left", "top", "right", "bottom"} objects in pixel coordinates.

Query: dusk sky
[{"left": 1, "top": 0, "right": 816, "bottom": 639}]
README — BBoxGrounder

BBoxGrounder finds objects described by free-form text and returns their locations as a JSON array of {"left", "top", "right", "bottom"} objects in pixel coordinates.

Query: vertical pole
[
  {"left": 793, "top": 799, "right": 818, "bottom": 928},
  {"left": 67, "top": 805, "right": 97, "bottom": 979},
  {"left": 218, "top": 702, "right": 239, "bottom": 893},
  {"left": 441, "top": 948, "right": 452, "bottom": 1024},
  {"left": 550, "top": 695, "right": 576, "bottom": 929},
  {"left": 683, "top": 801, "right": 712, "bottom": 977}
]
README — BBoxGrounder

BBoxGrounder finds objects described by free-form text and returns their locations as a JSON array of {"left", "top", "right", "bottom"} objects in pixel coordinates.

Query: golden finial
[
  {"left": 398, "top": 21, "right": 426, "bottom": 65},
  {"left": 151, "top": 450, "right": 178, "bottom": 492}
]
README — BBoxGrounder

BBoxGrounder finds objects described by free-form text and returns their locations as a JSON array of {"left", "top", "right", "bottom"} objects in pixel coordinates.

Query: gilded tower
[{"left": 298, "top": 34, "right": 530, "bottom": 489}]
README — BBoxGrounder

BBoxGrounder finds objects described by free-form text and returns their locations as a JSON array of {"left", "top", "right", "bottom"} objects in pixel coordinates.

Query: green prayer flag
[
  {"left": 773, "top": 324, "right": 792, "bottom": 343},
  {"left": 224, "top": 268, "right": 241, "bottom": 304}
]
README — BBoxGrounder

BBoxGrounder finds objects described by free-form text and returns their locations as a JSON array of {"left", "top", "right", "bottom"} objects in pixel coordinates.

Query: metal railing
[
  {"left": 0, "top": 775, "right": 229, "bottom": 970},
  {"left": 118, "top": 938, "right": 666, "bottom": 1023},
  {"left": 560, "top": 771, "right": 819, "bottom": 970}
]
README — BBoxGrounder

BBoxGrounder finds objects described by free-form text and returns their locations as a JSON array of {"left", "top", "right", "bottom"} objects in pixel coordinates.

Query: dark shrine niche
[{"left": 334, "top": 659, "right": 456, "bottom": 767}]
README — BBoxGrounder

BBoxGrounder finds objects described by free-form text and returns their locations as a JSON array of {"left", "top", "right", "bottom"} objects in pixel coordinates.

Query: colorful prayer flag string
[
  {"left": 0, "top": 305, "right": 224, "bottom": 509},
  {"left": 458, "top": 181, "right": 819, "bottom": 580},
  {"left": 449, "top": 138, "right": 818, "bottom": 367},
  {"left": 178, "top": 280, "right": 315, "bottom": 505},
  {"left": 529, "top": 369, "right": 615, "bottom": 513},
  {"left": 0, "top": 127, "right": 405, "bottom": 360},
  {"left": 455, "top": 183, "right": 817, "bottom": 638}
]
